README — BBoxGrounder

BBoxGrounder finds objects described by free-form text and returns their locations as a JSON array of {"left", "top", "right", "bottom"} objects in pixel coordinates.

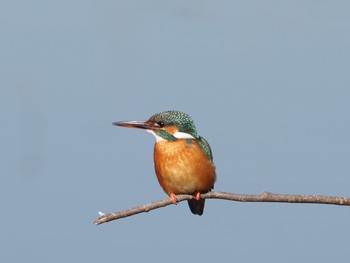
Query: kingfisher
[{"left": 113, "top": 110, "right": 216, "bottom": 215}]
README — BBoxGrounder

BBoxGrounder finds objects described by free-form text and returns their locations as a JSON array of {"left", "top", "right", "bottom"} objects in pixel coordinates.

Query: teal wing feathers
[{"left": 198, "top": 136, "right": 213, "bottom": 161}]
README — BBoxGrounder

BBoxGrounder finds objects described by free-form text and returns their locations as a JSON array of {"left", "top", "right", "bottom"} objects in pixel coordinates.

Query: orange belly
[{"left": 154, "top": 139, "right": 216, "bottom": 196}]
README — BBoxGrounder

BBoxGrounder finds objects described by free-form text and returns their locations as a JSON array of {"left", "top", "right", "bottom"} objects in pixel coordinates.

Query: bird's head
[{"left": 113, "top": 110, "right": 199, "bottom": 141}]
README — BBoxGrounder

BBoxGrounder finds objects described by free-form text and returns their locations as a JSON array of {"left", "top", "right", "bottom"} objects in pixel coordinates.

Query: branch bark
[{"left": 94, "top": 191, "right": 350, "bottom": 225}]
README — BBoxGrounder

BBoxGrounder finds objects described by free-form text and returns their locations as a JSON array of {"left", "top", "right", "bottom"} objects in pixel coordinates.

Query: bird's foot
[
  {"left": 170, "top": 193, "right": 178, "bottom": 204},
  {"left": 195, "top": 192, "right": 201, "bottom": 201}
]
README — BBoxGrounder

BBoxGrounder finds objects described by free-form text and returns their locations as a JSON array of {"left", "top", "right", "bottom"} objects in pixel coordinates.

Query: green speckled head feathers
[{"left": 148, "top": 110, "right": 199, "bottom": 138}]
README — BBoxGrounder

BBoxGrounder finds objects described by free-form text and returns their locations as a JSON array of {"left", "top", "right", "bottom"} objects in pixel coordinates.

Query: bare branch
[{"left": 94, "top": 191, "right": 350, "bottom": 225}]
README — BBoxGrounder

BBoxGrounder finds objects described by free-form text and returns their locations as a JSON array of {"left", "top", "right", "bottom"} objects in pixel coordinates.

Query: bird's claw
[{"left": 170, "top": 193, "right": 178, "bottom": 204}]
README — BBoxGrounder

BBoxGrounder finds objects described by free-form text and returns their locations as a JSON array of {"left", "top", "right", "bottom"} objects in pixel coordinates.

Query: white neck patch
[
  {"left": 146, "top": 130, "right": 195, "bottom": 142},
  {"left": 173, "top": 131, "right": 195, "bottom": 139}
]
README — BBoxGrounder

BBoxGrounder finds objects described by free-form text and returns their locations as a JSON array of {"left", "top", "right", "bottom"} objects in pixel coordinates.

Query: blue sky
[{"left": 1, "top": 1, "right": 350, "bottom": 262}]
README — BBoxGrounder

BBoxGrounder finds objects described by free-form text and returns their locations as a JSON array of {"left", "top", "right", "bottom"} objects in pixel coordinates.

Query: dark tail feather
[{"left": 188, "top": 199, "right": 205, "bottom": 215}]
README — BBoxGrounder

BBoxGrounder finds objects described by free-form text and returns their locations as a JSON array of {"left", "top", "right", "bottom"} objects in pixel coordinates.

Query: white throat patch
[{"left": 146, "top": 130, "right": 165, "bottom": 142}]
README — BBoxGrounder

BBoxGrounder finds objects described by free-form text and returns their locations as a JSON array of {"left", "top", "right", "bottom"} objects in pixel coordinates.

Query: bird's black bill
[{"left": 112, "top": 120, "right": 156, "bottom": 130}]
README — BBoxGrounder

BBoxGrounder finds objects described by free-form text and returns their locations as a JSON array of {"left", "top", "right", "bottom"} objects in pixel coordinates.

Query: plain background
[{"left": 2, "top": 1, "right": 350, "bottom": 262}]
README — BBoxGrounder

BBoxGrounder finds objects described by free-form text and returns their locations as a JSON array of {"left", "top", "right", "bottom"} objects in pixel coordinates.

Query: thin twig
[{"left": 94, "top": 191, "right": 350, "bottom": 225}]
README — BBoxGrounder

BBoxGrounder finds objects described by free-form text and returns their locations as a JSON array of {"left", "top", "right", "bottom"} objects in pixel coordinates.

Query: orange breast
[{"left": 153, "top": 139, "right": 216, "bottom": 196}]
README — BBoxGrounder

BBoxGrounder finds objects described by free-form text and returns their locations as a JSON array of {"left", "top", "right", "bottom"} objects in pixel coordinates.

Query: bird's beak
[{"left": 112, "top": 120, "right": 158, "bottom": 130}]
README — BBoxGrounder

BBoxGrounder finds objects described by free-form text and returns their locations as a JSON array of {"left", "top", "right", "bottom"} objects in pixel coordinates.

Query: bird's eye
[{"left": 157, "top": 122, "right": 165, "bottom": 128}]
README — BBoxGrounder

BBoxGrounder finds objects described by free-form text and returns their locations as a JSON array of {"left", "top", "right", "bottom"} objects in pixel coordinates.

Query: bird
[{"left": 113, "top": 110, "right": 216, "bottom": 215}]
